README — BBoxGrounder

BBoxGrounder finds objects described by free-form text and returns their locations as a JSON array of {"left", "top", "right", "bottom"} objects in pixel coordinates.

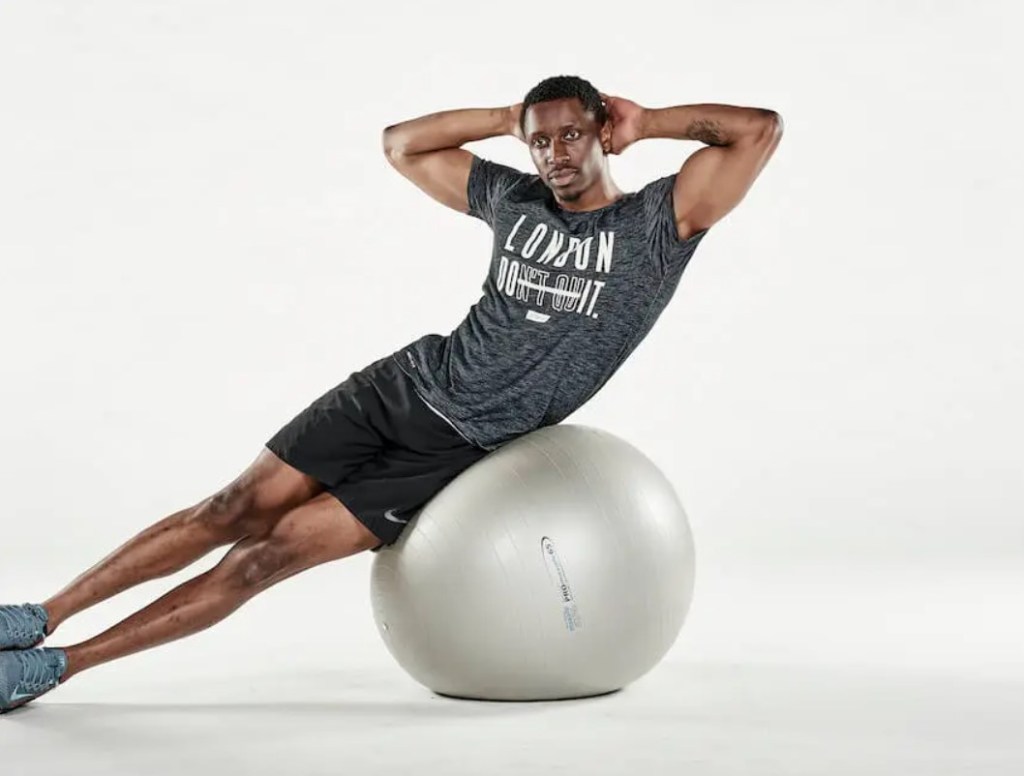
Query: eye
[{"left": 565, "top": 128, "right": 580, "bottom": 140}]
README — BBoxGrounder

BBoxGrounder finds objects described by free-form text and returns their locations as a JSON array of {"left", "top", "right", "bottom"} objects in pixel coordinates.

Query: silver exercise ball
[{"left": 369, "top": 424, "right": 696, "bottom": 701}]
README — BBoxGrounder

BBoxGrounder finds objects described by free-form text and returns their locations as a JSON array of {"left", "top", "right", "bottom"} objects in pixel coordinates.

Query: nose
[{"left": 547, "top": 139, "right": 570, "bottom": 166}]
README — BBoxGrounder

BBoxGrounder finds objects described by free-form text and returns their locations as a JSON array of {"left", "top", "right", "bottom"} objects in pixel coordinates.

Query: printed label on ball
[{"left": 541, "top": 537, "right": 582, "bottom": 632}]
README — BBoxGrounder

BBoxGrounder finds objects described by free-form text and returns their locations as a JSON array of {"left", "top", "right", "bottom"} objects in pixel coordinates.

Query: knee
[
  {"left": 224, "top": 539, "right": 296, "bottom": 590},
  {"left": 191, "top": 482, "right": 257, "bottom": 541}
]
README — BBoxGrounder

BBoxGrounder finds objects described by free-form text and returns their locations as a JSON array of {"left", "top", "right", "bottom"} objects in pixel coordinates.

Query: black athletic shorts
[{"left": 265, "top": 354, "right": 490, "bottom": 550}]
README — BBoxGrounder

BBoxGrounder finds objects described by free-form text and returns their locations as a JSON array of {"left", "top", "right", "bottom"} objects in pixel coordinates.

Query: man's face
[{"left": 523, "top": 97, "right": 609, "bottom": 202}]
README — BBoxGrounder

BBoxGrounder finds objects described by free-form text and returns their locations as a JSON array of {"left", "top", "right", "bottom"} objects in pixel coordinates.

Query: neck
[{"left": 554, "top": 171, "right": 624, "bottom": 213}]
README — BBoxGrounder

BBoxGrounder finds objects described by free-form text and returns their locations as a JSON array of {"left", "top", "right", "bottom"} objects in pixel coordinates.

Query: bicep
[
  {"left": 384, "top": 146, "right": 475, "bottom": 214},
  {"left": 672, "top": 121, "right": 783, "bottom": 239}
]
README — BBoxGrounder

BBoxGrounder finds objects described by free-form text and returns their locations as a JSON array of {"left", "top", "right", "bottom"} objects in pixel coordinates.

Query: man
[{"left": 0, "top": 75, "right": 782, "bottom": 712}]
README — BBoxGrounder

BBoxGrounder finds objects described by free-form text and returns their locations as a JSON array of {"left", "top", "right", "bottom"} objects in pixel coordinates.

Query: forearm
[
  {"left": 639, "top": 103, "right": 780, "bottom": 147},
  {"left": 383, "top": 107, "right": 514, "bottom": 156}
]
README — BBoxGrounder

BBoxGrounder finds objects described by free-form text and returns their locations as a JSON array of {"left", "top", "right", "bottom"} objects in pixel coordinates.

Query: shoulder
[
  {"left": 624, "top": 174, "right": 678, "bottom": 233},
  {"left": 470, "top": 154, "right": 539, "bottom": 192},
  {"left": 637, "top": 173, "right": 677, "bottom": 205},
  {"left": 466, "top": 154, "right": 544, "bottom": 224},
  {"left": 637, "top": 172, "right": 711, "bottom": 265}
]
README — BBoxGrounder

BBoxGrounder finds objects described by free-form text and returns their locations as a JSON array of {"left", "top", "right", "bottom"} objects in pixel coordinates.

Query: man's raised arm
[
  {"left": 382, "top": 105, "right": 523, "bottom": 214},
  {"left": 600, "top": 93, "right": 783, "bottom": 240}
]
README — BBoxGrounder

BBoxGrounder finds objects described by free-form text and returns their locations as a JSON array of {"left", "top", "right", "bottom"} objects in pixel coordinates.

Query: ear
[{"left": 599, "top": 119, "right": 613, "bottom": 154}]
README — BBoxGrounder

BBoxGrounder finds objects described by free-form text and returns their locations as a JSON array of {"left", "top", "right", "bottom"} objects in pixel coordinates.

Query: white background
[{"left": 1, "top": 1, "right": 1021, "bottom": 773}]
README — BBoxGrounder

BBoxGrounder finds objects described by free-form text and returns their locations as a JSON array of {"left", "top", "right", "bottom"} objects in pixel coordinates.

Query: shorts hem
[{"left": 325, "top": 488, "right": 402, "bottom": 553}]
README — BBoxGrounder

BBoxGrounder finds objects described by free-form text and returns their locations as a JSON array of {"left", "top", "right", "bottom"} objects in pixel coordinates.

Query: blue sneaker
[
  {"left": 0, "top": 648, "right": 68, "bottom": 713},
  {"left": 0, "top": 604, "right": 49, "bottom": 650}
]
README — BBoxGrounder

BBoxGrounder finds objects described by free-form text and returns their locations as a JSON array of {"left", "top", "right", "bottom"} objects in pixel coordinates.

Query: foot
[
  {"left": 0, "top": 648, "right": 68, "bottom": 713},
  {"left": 0, "top": 604, "right": 49, "bottom": 650}
]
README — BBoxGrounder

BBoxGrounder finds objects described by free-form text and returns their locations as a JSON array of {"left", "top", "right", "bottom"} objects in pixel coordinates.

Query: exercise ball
[{"left": 369, "top": 424, "right": 696, "bottom": 701}]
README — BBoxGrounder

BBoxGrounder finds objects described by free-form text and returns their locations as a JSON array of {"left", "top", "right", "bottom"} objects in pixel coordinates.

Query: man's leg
[
  {"left": 39, "top": 448, "right": 323, "bottom": 637},
  {"left": 58, "top": 491, "right": 379, "bottom": 681}
]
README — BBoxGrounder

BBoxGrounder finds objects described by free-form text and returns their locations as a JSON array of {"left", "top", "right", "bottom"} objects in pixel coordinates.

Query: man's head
[{"left": 520, "top": 75, "right": 612, "bottom": 203}]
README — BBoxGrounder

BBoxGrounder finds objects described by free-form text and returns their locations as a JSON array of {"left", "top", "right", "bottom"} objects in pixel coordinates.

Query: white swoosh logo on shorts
[{"left": 384, "top": 508, "right": 409, "bottom": 524}]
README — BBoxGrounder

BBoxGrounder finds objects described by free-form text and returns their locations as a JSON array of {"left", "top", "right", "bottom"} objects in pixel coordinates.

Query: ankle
[
  {"left": 39, "top": 601, "right": 64, "bottom": 636},
  {"left": 56, "top": 646, "right": 78, "bottom": 683}
]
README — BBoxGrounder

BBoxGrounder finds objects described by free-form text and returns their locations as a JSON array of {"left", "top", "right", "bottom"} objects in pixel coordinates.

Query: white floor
[{"left": 3, "top": 561, "right": 1021, "bottom": 775}]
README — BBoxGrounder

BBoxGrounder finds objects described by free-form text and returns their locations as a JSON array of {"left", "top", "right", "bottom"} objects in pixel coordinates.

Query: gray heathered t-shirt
[{"left": 392, "top": 153, "right": 710, "bottom": 451}]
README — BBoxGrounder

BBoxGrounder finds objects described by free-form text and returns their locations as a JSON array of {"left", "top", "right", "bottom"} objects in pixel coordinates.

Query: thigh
[
  {"left": 235, "top": 447, "right": 326, "bottom": 512},
  {"left": 264, "top": 353, "right": 489, "bottom": 549},
  {"left": 329, "top": 366, "right": 491, "bottom": 549},
  {"left": 194, "top": 447, "right": 327, "bottom": 541},
  {"left": 200, "top": 356, "right": 414, "bottom": 542},
  {"left": 230, "top": 491, "right": 382, "bottom": 591},
  {"left": 264, "top": 355, "right": 396, "bottom": 490},
  {"left": 330, "top": 441, "right": 487, "bottom": 551}
]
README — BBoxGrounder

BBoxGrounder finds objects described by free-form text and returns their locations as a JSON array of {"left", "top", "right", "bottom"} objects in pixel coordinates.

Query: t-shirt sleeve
[
  {"left": 642, "top": 174, "right": 711, "bottom": 276},
  {"left": 466, "top": 154, "right": 532, "bottom": 227}
]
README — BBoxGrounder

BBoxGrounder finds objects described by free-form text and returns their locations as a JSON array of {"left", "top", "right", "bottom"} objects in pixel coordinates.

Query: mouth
[{"left": 549, "top": 168, "right": 578, "bottom": 186}]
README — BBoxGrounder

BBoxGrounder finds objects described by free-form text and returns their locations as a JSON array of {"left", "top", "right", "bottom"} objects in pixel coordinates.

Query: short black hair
[{"left": 520, "top": 75, "right": 607, "bottom": 135}]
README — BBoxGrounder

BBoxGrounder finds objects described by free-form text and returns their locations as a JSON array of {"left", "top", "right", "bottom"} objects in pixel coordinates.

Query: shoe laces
[
  {"left": 12, "top": 650, "right": 62, "bottom": 695},
  {"left": 0, "top": 605, "right": 44, "bottom": 646}
]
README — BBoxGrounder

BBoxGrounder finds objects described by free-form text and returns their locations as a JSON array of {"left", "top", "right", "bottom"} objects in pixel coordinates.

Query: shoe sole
[
  {"left": 0, "top": 637, "right": 45, "bottom": 651},
  {"left": 0, "top": 685, "right": 55, "bottom": 714}
]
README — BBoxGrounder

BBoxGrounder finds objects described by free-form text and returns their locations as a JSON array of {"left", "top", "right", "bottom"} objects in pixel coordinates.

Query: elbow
[
  {"left": 381, "top": 127, "right": 395, "bottom": 156},
  {"left": 733, "top": 109, "right": 783, "bottom": 148},
  {"left": 382, "top": 126, "right": 404, "bottom": 161},
  {"left": 759, "top": 109, "right": 784, "bottom": 137},
  {"left": 741, "top": 110, "right": 783, "bottom": 149}
]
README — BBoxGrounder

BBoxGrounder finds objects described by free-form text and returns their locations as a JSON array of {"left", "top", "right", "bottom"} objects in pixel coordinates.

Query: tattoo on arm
[{"left": 686, "top": 119, "right": 728, "bottom": 146}]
